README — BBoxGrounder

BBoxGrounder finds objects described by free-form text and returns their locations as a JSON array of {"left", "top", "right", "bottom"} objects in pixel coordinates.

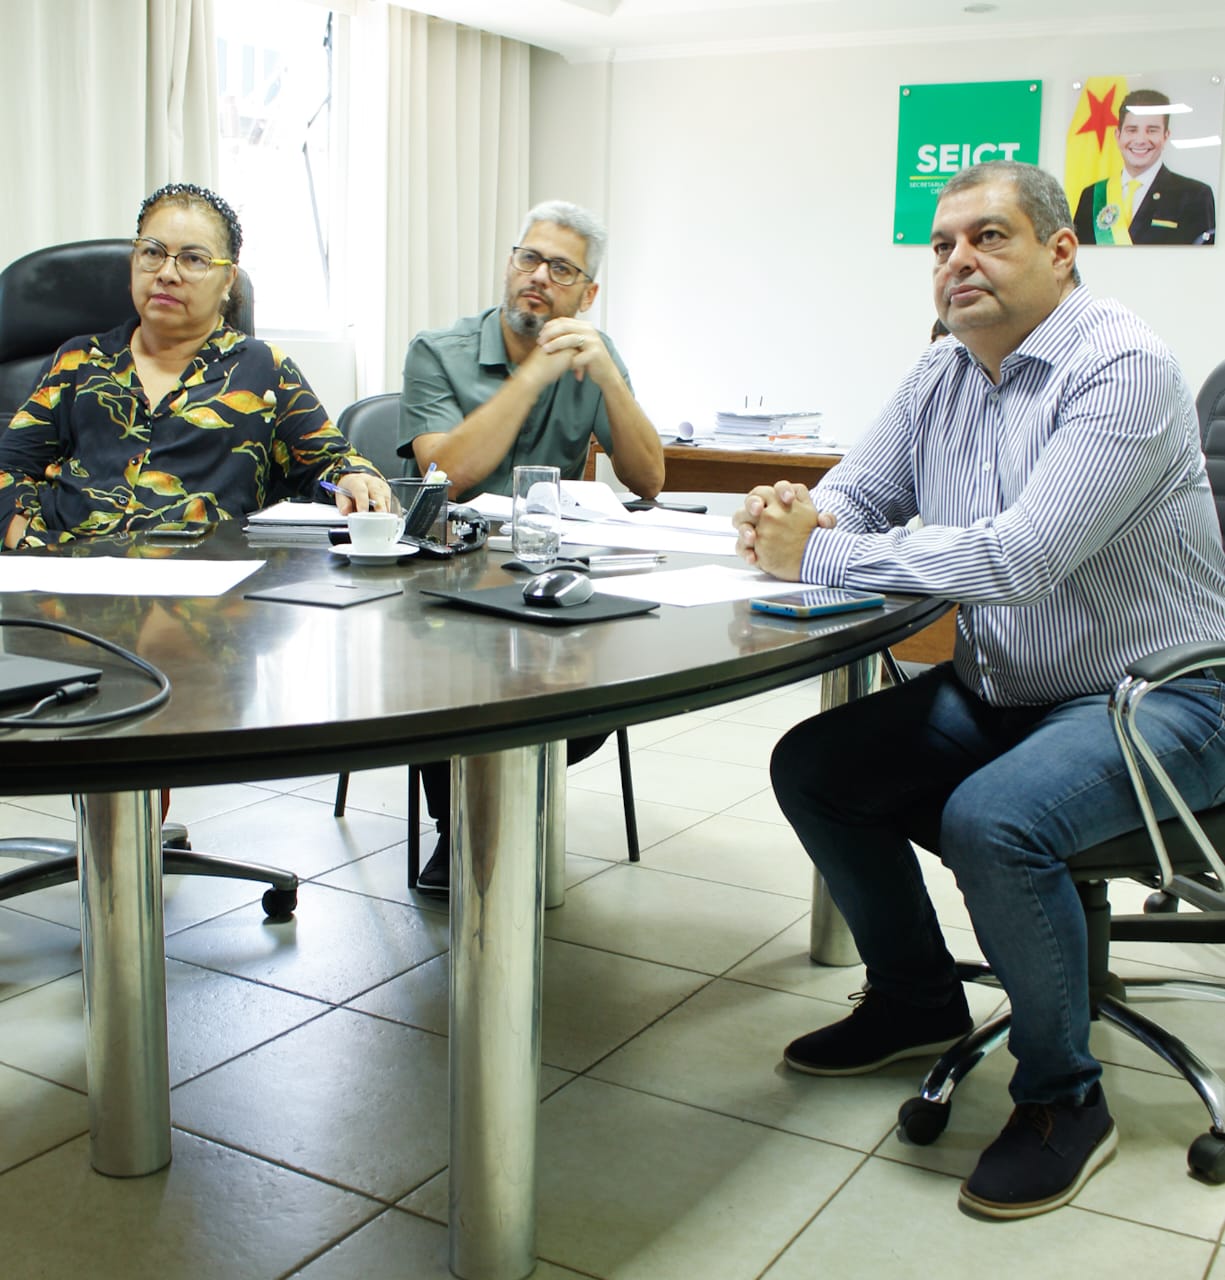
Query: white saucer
[{"left": 331, "top": 542, "right": 418, "bottom": 566}]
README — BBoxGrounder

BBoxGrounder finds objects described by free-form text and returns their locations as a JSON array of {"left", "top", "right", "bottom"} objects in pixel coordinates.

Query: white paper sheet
[
  {"left": 468, "top": 484, "right": 738, "bottom": 556},
  {"left": 593, "top": 564, "right": 803, "bottom": 607},
  {"left": 560, "top": 521, "right": 737, "bottom": 557},
  {"left": 245, "top": 500, "right": 343, "bottom": 526},
  {"left": 468, "top": 492, "right": 513, "bottom": 521},
  {"left": 0, "top": 557, "right": 265, "bottom": 597},
  {"left": 559, "top": 479, "right": 632, "bottom": 520},
  {"left": 469, "top": 482, "right": 631, "bottom": 524},
  {"left": 631, "top": 507, "right": 738, "bottom": 536}
]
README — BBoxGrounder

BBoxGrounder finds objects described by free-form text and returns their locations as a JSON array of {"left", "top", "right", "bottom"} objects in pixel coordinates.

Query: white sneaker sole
[
  {"left": 958, "top": 1121, "right": 1118, "bottom": 1219},
  {"left": 783, "top": 1031, "right": 971, "bottom": 1077}
]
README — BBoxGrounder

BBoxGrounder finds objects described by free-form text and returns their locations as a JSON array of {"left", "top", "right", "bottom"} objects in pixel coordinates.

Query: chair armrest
[
  {"left": 1126, "top": 641, "right": 1225, "bottom": 687},
  {"left": 1113, "top": 638, "right": 1225, "bottom": 893}
]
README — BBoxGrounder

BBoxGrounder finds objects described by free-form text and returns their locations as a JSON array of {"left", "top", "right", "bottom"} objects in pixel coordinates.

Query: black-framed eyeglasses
[
  {"left": 131, "top": 237, "right": 233, "bottom": 282},
  {"left": 510, "top": 246, "right": 591, "bottom": 287}
]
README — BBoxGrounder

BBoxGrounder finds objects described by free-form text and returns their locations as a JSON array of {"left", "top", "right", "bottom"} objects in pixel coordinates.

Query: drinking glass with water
[{"left": 511, "top": 465, "right": 561, "bottom": 564}]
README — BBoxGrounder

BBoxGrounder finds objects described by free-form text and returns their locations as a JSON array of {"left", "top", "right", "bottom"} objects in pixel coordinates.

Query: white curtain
[
  {"left": 0, "top": 0, "right": 218, "bottom": 263},
  {"left": 353, "top": 6, "right": 530, "bottom": 395},
  {"left": 145, "top": 0, "right": 220, "bottom": 190}
]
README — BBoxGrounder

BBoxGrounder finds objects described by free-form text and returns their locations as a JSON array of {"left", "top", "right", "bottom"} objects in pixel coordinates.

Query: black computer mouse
[{"left": 521, "top": 568, "right": 594, "bottom": 608}]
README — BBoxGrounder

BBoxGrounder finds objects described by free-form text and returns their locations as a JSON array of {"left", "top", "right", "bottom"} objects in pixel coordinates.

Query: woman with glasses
[{"left": 0, "top": 183, "right": 389, "bottom": 549}]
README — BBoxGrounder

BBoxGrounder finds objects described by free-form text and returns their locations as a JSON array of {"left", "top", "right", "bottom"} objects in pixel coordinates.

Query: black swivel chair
[
  {"left": 0, "top": 238, "right": 297, "bottom": 919},
  {"left": 336, "top": 391, "right": 405, "bottom": 481},
  {"left": 897, "top": 358, "right": 1225, "bottom": 1182},
  {"left": 328, "top": 394, "right": 642, "bottom": 885}
]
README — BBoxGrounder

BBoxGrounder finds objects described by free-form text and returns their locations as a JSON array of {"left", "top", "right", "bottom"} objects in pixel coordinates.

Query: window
[{"left": 215, "top": 0, "right": 340, "bottom": 334}]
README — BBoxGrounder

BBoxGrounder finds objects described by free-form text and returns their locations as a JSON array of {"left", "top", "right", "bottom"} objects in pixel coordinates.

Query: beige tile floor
[{"left": 2, "top": 678, "right": 1225, "bottom": 1278}]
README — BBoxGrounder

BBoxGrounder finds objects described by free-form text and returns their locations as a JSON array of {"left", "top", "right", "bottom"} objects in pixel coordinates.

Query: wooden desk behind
[
  {"left": 585, "top": 441, "right": 842, "bottom": 493},
  {"left": 662, "top": 444, "right": 843, "bottom": 494}
]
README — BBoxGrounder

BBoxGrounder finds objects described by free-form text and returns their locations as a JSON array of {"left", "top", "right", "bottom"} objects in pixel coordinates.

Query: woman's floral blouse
[{"left": 0, "top": 319, "right": 377, "bottom": 546}]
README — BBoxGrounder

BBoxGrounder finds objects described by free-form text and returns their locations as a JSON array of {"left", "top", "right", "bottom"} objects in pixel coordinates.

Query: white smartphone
[{"left": 749, "top": 588, "right": 886, "bottom": 619}]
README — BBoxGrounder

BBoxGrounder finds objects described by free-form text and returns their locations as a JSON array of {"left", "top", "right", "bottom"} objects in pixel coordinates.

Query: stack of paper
[
  {"left": 712, "top": 409, "right": 824, "bottom": 451},
  {"left": 244, "top": 500, "right": 346, "bottom": 546}
]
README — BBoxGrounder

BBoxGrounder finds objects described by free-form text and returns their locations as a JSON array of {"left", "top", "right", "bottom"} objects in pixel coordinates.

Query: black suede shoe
[
  {"left": 960, "top": 1082, "right": 1117, "bottom": 1219},
  {"left": 783, "top": 985, "right": 973, "bottom": 1076},
  {"left": 415, "top": 835, "right": 449, "bottom": 898}
]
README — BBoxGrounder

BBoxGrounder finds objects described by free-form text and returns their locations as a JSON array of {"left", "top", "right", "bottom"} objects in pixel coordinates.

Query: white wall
[
  {"left": 531, "top": 29, "right": 1225, "bottom": 447},
  {"left": 270, "top": 337, "right": 358, "bottom": 423}
]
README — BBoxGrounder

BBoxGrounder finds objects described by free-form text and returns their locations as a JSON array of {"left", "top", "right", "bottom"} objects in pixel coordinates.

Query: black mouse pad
[{"left": 419, "top": 584, "right": 659, "bottom": 626}]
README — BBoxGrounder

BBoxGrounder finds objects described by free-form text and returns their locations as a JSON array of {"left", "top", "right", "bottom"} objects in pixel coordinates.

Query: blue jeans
[{"left": 771, "top": 663, "right": 1225, "bottom": 1104}]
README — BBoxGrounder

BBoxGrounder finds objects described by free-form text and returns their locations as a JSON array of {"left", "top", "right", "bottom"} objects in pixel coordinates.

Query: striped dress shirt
[{"left": 801, "top": 287, "right": 1225, "bottom": 707}]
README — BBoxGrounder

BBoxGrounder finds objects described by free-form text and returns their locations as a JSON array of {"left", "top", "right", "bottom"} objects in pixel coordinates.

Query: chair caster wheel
[
  {"left": 1188, "top": 1132, "right": 1225, "bottom": 1183},
  {"left": 898, "top": 1096, "right": 950, "bottom": 1146},
  {"left": 1143, "top": 890, "right": 1179, "bottom": 914},
  {"left": 262, "top": 887, "right": 297, "bottom": 921},
  {"left": 161, "top": 821, "right": 191, "bottom": 852}
]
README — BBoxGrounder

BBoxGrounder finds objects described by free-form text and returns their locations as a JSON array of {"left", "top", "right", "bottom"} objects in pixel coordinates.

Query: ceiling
[{"left": 397, "top": 0, "right": 1225, "bottom": 63}]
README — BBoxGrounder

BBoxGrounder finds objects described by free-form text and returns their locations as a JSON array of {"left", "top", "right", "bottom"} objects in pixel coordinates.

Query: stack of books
[{"left": 711, "top": 409, "right": 825, "bottom": 451}]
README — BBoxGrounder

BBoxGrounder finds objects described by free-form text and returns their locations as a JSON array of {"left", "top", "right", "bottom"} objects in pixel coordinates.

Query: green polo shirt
[{"left": 399, "top": 305, "right": 632, "bottom": 502}]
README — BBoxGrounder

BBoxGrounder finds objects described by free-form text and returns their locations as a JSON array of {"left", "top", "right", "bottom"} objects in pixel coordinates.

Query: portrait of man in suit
[{"left": 1073, "top": 88, "right": 1216, "bottom": 246}]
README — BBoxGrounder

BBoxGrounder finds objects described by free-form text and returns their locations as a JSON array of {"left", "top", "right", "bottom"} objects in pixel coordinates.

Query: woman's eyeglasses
[{"left": 131, "top": 237, "right": 232, "bottom": 282}]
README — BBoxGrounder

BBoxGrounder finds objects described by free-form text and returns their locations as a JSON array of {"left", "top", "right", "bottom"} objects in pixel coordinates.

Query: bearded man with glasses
[
  {"left": 401, "top": 200, "right": 664, "bottom": 895},
  {"left": 401, "top": 200, "right": 663, "bottom": 505}
]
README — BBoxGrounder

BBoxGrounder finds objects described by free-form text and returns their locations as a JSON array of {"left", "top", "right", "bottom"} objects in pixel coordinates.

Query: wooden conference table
[{"left": 0, "top": 521, "right": 947, "bottom": 1280}]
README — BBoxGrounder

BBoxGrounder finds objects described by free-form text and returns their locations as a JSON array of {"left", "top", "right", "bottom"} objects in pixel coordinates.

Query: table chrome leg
[
  {"left": 75, "top": 790, "right": 171, "bottom": 1176},
  {"left": 544, "top": 740, "right": 566, "bottom": 910},
  {"left": 809, "top": 655, "right": 880, "bottom": 966},
  {"left": 450, "top": 747, "right": 545, "bottom": 1280}
]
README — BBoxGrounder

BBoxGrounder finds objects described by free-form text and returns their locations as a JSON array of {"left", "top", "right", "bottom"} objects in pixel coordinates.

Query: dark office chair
[
  {"left": 897, "top": 360, "right": 1225, "bottom": 1182},
  {"left": 328, "top": 397, "right": 642, "bottom": 883},
  {"left": 0, "top": 238, "right": 297, "bottom": 919},
  {"left": 1199, "top": 358, "right": 1225, "bottom": 531},
  {"left": 0, "top": 238, "right": 256, "bottom": 418},
  {"left": 328, "top": 394, "right": 405, "bottom": 844},
  {"left": 334, "top": 720, "right": 642, "bottom": 886},
  {"left": 337, "top": 391, "right": 405, "bottom": 481}
]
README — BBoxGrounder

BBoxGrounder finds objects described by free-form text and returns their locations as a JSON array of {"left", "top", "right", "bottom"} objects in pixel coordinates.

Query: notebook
[{"left": 0, "top": 654, "right": 103, "bottom": 705}]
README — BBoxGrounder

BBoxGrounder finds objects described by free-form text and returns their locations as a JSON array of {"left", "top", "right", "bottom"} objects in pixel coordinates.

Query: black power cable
[{"left": 0, "top": 617, "right": 171, "bottom": 729}]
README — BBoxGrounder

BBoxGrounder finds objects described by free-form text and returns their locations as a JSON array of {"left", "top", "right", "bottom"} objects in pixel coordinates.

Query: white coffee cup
[{"left": 347, "top": 510, "right": 405, "bottom": 555}]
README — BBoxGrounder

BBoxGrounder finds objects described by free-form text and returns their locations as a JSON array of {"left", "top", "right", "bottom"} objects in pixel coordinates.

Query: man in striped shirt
[{"left": 735, "top": 160, "right": 1225, "bottom": 1218}]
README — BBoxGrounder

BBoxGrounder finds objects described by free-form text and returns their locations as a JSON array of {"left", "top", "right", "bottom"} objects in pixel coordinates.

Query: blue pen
[{"left": 319, "top": 478, "right": 373, "bottom": 510}]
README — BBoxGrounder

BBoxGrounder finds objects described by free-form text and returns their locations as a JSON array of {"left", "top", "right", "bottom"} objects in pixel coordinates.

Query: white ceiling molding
[
  {"left": 573, "top": 14, "right": 1225, "bottom": 64},
  {"left": 394, "top": 1, "right": 1225, "bottom": 64},
  {"left": 560, "top": 0, "right": 622, "bottom": 15}
]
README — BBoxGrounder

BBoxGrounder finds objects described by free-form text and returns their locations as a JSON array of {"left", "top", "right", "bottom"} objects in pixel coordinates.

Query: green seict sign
[{"left": 894, "top": 80, "right": 1043, "bottom": 244}]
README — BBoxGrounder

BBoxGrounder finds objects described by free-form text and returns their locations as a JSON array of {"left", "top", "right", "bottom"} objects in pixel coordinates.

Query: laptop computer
[{"left": 0, "top": 654, "right": 103, "bottom": 706}]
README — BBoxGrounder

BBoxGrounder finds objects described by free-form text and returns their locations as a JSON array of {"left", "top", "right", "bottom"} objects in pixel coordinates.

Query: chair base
[
  {"left": 0, "top": 832, "right": 298, "bottom": 920},
  {"left": 898, "top": 962, "right": 1225, "bottom": 1182}
]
